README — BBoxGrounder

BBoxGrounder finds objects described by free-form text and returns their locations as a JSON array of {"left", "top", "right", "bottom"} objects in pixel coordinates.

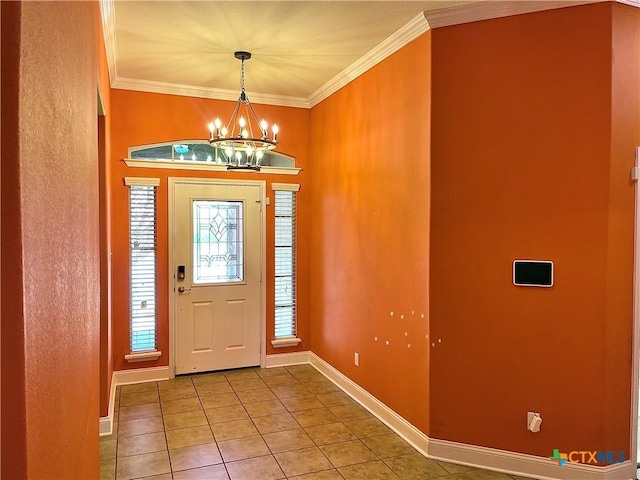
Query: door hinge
[{"left": 632, "top": 166, "right": 639, "bottom": 182}]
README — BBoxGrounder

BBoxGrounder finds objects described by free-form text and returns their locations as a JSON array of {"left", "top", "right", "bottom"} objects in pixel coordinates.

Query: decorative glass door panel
[{"left": 192, "top": 200, "right": 244, "bottom": 284}]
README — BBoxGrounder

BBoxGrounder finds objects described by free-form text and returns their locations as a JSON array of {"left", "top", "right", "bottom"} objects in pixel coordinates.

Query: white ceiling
[{"left": 102, "top": 0, "right": 606, "bottom": 108}]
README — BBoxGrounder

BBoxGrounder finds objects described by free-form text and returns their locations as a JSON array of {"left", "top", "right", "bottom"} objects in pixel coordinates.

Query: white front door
[{"left": 173, "top": 181, "right": 263, "bottom": 374}]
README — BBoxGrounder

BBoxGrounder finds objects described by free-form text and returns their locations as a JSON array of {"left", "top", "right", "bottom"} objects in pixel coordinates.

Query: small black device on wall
[{"left": 513, "top": 260, "right": 553, "bottom": 287}]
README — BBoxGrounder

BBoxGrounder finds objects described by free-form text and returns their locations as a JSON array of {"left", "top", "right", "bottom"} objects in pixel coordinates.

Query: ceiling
[{"left": 102, "top": 0, "right": 600, "bottom": 108}]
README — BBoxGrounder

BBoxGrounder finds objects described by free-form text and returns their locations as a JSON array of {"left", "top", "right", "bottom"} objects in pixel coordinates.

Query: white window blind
[
  {"left": 127, "top": 182, "right": 158, "bottom": 352},
  {"left": 274, "top": 189, "right": 297, "bottom": 338}
]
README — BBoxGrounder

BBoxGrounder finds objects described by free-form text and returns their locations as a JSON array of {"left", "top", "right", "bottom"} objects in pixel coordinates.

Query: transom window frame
[{"left": 124, "top": 140, "right": 301, "bottom": 176}]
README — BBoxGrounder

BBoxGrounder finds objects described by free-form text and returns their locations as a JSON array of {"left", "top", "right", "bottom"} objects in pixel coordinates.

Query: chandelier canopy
[{"left": 208, "top": 51, "right": 279, "bottom": 171}]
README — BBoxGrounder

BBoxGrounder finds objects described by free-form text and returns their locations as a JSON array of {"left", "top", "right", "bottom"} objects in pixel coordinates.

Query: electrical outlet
[
  {"left": 354, "top": 352, "right": 359, "bottom": 367},
  {"left": 527, "top": 411, "right": 542, "bottom": 432}
]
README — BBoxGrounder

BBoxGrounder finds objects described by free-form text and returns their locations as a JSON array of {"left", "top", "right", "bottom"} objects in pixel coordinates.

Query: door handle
[{"left": 177, "top": 286, "right": 192, "bottom": 293}]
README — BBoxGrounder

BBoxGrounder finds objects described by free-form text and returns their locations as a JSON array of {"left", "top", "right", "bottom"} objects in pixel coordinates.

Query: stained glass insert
[{"left": 193, "top": 200, "right": 244, "bottom": 284}]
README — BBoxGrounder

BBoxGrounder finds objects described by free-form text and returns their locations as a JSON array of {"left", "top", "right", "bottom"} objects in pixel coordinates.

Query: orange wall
[
  {"left": 109, "top": 90, "right": 310, "bottom": 372},
  {"left": 430, "top": 2, "right": 638, "bottom": 457},
  {"left": 98, "top": 5, "right": 114, "bottom": 418},
  {"left": 308, "top": 34, "right": 431, "bottom": 434},
  {"left": 1, "top": 2, "right": 101, "bottom": 478}
]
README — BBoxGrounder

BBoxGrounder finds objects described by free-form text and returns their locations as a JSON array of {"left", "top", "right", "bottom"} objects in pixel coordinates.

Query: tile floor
[{"left": 100, "top": 364, "right": 534, "bottom": 480}]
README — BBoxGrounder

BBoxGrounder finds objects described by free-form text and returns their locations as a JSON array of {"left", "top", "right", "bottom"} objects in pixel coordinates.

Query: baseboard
[
  {"left": 264, "top": 351, "right": 311, "bottom": 368},
  {"left": 98, "top": 366, "right": 171, "bottom": 437},
  {"left": 114, "top": 365, "right": 171, "bottom": 385},
  {"left": 306, "top": 352, "right": 634, "bottom": 480},
  {"left": 99, "top": 371, "right": 118, "bottom": 436},
  {"left": 308, "top": 352, "right": 430, "bottom": 457},
  {"left": 429, "top": 438, "right": 634, "bottom": 480}
]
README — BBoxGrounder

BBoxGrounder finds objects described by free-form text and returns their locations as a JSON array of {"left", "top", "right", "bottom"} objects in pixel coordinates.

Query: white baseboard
[
  {"left": 99, "top": 366, "right": 171, "bottom": 437},
  {"left": 306, "top": 352, "right": 634, "bottom": 480},
  {"left": 265, "top": 351, "right": 311, "bottom": 368},
  {"left": 308, "top": 352, "right": 430, "bottom": 457}
]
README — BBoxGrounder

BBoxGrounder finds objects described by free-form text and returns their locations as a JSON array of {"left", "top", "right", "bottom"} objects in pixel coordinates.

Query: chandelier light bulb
[
  {"left": 235, "top": 151, "right": 242, "bottom": 163},
  {"left": 192, "top": 153, "right": 196, "bottom": 161},
  {"left": 246, "top": 146, "right": 254, "bottom": 158},
  {"left": 272, "top": 124, "right": 279, "bottom": 142},
  {"left": 221, "top": 127, "right": 228, "bottom": 137},
  {"left": 225, "top": 147, "right": 233, "bottom": 158},
  {"left": 179, "top": 154, "right": 184, "bottom": 161},
  {"left": 256, "top": 150, "right": 264, "bottom": 160},
  {"left": 207, "top": 155, "right": 212, "bottom": 162},
  {"left": 239, "top": 116, "right": 246, "bottom": 129},
  {"left": 214, "top": 118, "right": 221, "bottom": 129},
  {"left": 208, "top": 122, "right": 215, "bottom": 134}
]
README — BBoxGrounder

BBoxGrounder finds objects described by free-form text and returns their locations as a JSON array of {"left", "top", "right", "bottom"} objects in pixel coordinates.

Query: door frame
[
  {"left": 168, "top": 177, "right": 267, "bottom": 378},
  {"left": 631, "top": 146, "right": 640, "bottom": 469}
]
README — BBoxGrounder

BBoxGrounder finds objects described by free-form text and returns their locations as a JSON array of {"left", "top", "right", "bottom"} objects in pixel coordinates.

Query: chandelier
[{"left": 208, "top": 51, "right": 279, "bottom": 171}]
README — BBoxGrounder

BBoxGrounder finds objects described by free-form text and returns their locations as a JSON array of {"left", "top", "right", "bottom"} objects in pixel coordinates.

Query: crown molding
[
  {"left": 100, "top": 1, "right": 637, "bottom": 110},
  {"left": 112, "top": 77, "right": 310, "bottom": 109},
  {"left": 99, "top": 0, "right": 117, "bottom": 84},
  {"left": 307, "top": 12, "right": 430, "bottom": 108},
  {"left": 423, "top": 0, "right": 602, "bottom": 29}
]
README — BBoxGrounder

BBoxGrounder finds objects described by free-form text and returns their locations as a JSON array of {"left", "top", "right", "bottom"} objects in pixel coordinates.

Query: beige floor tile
[
  {"left": 292, "top": 408, "right": 340, "bottom": 428},
  {"left": 224, "top": 368, "right": 261, "bottom": 380},
  {"left": 118, "top": 416, "right": 164, "bottom": 438},
  {"left": 134, "top": 474, "right": 172, "bottom": 480},
  {"left": 163, "top": 410, "right": 209, "bottom": 431},
  {"left": 384, "top": 454, "right": 451, "bottom": 479},
  {"left": 120, "top": 390, "right": 160, "bottom": 407},
  {"left": 320, "top": 440, "right": 377, "bottom": 468},
  {"left": 195, "top": 381, "right": 233, "bottom": 397},
  {"left": 281, "top": 395, "right": 325, "bottom": 412},
  {"left": 121, "top": 383, "right": 158, "bottom": 395},
  {"left": 172, "top": 464, "right": 230, "bottom": 480},
  {"left": 264, "top": 375, "right": 304, "bottom": 387},
  {"left": 212, "top": 419, "right": 260, "bottom": 441},
  {"left": 329, "top": 404, "right": 372, "bottom": 421},
  {"left": 362, "top": 434, "right": 416, "bottom": 458},
  {"left": 166, "top": 425, "right": 214, "bottom": 449},
  {"left": 205, "top": 404, "right": 249, "bottom": 424},
  {"left": 119, "top": 403, "right": 162, "bottom": 422},
  {"left": 157, "top": 377, "right": 194, "bottom": 390},
  {"left": 159, "top": 385, "right": 196, "bottom": 402},
  {"left": 169, "top": 442, "right": 223, "bottom": 471},
  {"left": 217, "top": 435, "right": 270, "bottom": 462},
  {"left": 275, "top": 446, "right": 334, "bottom": 477},
  {"left": 286, "top": 364, "right": 317, "bottom": 375},
  {"left": 305, "top": 422, "right": 358, "bottom": 446},
  {"left": 316, "top": 391, "right": 355, "bottom": 407},
  {"left": 262, "top": 428, "right": 315, "bottom": 453},
  {"left": 229, "top": 378, "right": 268, "bottom": 392},
  {"left": 290, "top": 371, "right": 327, "bottom": 383},
  {"left": 289, "top": 470, "right": 344, "bottom": 480},
  {"left": 437, "top": 461, "right": 475, "bottom": 474},
  {"left": 116, "top": 451, "right": 170, "bottom": 480},
  {"left": 161, "top": 396, "right": 203, "bottom": 415},
  {"left": 339, "top": 460, "right": 399, "bottom": 479},
  {"left": 100, "top": 438, "right": 117, "bottom": 460},
  {"left": 343, "top": 417, "right": 392, "bottom": 438},
  {"left": 271, "top": 383, "right": 311, "bottom": 399},
  {"left": 305, "top": 381, "right": 340, "bottom": 395},
  {"left": 200, "top": 392, "right": 241, "bottom": 409},
  {"left": 117, "top": 432, "right": 167, "bottom": 457},
  {"left": 236, "top": 387, "right": 277, "bottom": 404},
  {"left": 192, "top": 372, "right": 229, "bottom": 385},
  {"left": 454, "top": 468, "right": 515, "bottom": 480},
  {"left": 243, "top": 399, "right": 288, "bottom": 418},
  {"left": 226, "top": 454, "right": 285, "bottom": 480},
  {"left": 100, "top": 459, "right": 116, "bottom": 480},
  {"left": 252, "top": 412, "right": 300, "bottom": 434},
  {"left": 255, "top": 367, "right": 291, "bottom": 378}
]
